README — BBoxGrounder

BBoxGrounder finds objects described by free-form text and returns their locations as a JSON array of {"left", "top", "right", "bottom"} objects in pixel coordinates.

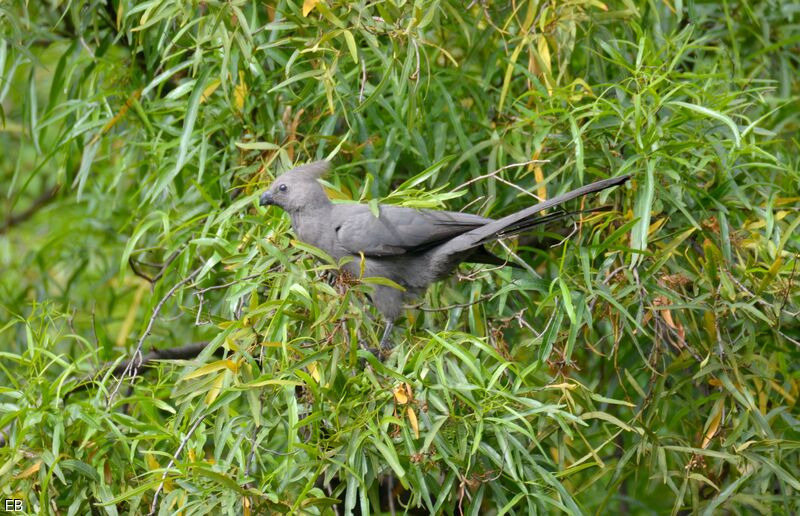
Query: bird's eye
[{"left": 278, "top": 184, "right": 288, "bottom": 192}]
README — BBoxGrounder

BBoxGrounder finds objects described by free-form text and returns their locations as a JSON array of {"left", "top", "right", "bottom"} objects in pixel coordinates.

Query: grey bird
[{"left": 260, "top": 160, "right": 630, "bottom": 349}]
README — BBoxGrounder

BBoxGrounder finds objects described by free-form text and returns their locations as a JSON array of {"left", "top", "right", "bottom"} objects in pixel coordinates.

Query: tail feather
[
  {"left": 495, "top": 206, "right": 613, "bottom": 239},
  {"left": 442, "top": 174, "right": 631, "bottom": 257}
]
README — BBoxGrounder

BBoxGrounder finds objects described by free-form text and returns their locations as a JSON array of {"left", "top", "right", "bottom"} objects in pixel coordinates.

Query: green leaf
[{"left": 668, "top": 100, "right": 741, "bottom": 148}]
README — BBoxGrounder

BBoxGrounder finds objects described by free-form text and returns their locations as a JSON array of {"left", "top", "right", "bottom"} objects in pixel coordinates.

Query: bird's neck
[{"left": 289, "top": 198, "right": 334, "bottom": 248}]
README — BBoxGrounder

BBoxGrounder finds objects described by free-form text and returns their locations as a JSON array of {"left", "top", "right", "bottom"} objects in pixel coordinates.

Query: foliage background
[{"left": 1, "top": 0, "right": 799, "bottom": 514}]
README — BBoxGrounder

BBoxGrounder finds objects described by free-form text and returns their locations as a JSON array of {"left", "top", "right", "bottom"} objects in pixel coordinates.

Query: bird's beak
[{"left": 259, "top": 191, "right": 274, "bottom": 206}]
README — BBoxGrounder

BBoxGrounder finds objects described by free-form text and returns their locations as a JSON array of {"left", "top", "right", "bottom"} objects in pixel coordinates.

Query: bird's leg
[{"left": 379, "top": 321, "right": 395, "bottom": 350}]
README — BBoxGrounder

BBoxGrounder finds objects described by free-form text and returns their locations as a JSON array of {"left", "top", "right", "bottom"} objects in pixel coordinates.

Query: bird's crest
[{"left": 284, "top": 160, "right": 331, "bottom": 180}]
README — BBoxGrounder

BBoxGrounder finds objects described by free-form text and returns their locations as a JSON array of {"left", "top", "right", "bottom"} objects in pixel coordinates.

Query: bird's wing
[{"left": 333, "top": 204, "right": 492, "bottom": 256}]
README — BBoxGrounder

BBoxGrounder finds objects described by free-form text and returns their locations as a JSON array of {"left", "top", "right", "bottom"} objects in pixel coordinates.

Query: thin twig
[
  {"left": 128, "top": 256, "right": 155, "bottom": 283},
  {"left": 722, "top": 267, "right": 797, "bottom": 319},
  {"left": 106, "top": 264, "right": 203, "bottom": 407},
  {"left": 192, "top": 273, "right": 261, "bottom": 294},
  {"left": 587, "top": 264, "right": 626, "bottom": 314},
  {"left": 149, "top": 414, "right": 206, "bottom": 516},
  {"left": 245, "top": 417, "right": 261, "bottom": 484},
  {"left": 151, "top": 248, "right": 184, "bottom": 285},
  {"left": 515, "top": 303, "right": 558, "bottom": 339},
  {"left": 128, "top": 247, "right": 185, "bottom": 288},
  {"left": 406, "top": 293, "right": 494, "bottom": 312},
  {"left": 410, "top": 38, "right": 420, "bottom": 82},
  {"left": 457, "top": 262, "right": 508, "bottom": 281},
  {"left": 780, "top": 254, "right": 798, "bottom": 314},
  {"left": 548, "top": 218, "right": 578, "bottom": 248},
  {"left": 79, "top": 36, "right": 96, "bottom": 58},
  {"left": 193, "top": 270, "right": 273, "bottom": 325},
  {"left": 359, "top": 59, "right": 367, "bottom": 102},
  {"left": 778, "top": 330, "right": 800, "bottom": 348},
  {"left": 450, "top": 160, "right": 550, "bottom": 198},
  {"left": 496, "top": 239, "right": 539, "bottom": 277}
]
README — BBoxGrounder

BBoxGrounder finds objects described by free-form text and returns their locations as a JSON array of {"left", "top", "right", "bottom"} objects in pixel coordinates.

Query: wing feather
[{"left": 333, "top": 204, "right": 491, "bottom": 257}]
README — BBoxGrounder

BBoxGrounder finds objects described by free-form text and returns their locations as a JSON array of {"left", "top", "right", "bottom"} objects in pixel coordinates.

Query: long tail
[{"left": 437, "top": 174, "right": 631, "bottom": 264}]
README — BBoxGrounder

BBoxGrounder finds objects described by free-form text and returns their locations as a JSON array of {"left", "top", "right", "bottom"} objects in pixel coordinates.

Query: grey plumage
[{"left": 260, "top": 160, "right": 630, "bottom": 348}]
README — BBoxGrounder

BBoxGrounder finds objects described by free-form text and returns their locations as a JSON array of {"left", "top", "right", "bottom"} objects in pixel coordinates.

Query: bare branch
[{"left": 109, "top": 341, "right": 210, "bottom": 376}]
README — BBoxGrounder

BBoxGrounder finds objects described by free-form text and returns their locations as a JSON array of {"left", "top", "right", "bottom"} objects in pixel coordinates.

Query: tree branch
[
  {"left": 109, "top": 341, "right": 212, "bottom": 376},
  {"left": 0, "top": 185, "right": 60, "bottom": 234}
]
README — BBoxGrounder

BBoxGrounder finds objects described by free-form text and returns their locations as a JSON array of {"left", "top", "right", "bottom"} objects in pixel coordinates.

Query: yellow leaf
[
  {"left": 117, "top": 282, "right": 147, "bottom": 347},
  {"left": 145, "top": 453, "right": 160, "bottom": 470},
  {"left": 648, "top": 217, "right": 667, "bottom": 235},
  {"left": 302, "top": 0, "right": 319, "bottom": 17},
  {"left": 538, "top": 35, "right": 551, "bottom": 72},
  {"left": 91, "top": 89, "right": 142, "bottom": 145},
  {"left": 407, "top": 406, "right": 420, "bottom": 439},
  {"left": 569, "top": 77, "right": 595, "bottom": 98},
  {"left": 499, "top": 37, "right": 526, "bottom": 112},
  {"left": 15, "top": 460, "right": 41, "bottom": 479},
  {"left": 308, "top": 361, "right": 320, "bottom": 383},
  {"left": 529, "top": 35, "right": 553, "bottom": 95},
  {"left": 775, "top": 197, "right": 800, "bottom": 206},
  {"left": 206, "top": 371, "right": 226, "bottom": 405},
  {"left": 325, "top": 186, "right": 351, "bottom": 200},
  {"left": 116, "top": 0, "right": 124, "bottom": 30},
  {"left": 701, "top": 398, "right": 724, "bottom": 449},
  {"left": 529, "top": 150, "right": 547, "bottom": 203},
  {"left": 543, "top": 382, "right": 578, "bottom": 391},
  {"left": 201, "top": 79, "right": 221, "bottom": 103},
  {"left": 259, "top": 340, "right": 303, "bottom": 355},
  {"left": 225, "top": 337, "right": 240, "bottom": 352},
  {"left": 757, "top": 256, "right": 783, "bottom": 294},
  {"left": 393, "top": 384, "right": 410, "bottom": 404},
  {"left": 703, "top": 311, "right": 717, "bottom": 344},
  {"left": 768, "top": 380, "right": 796, "bottom": 404},
  {"left": 182, "top": 359, "right": 238, "bottom": 380},
  {"left": 342, "top": 29, "right": 359, "bottom": 64},
  {"left": 735, "top": 440, "right": 757, "bottom": 452},
  {"left": 234, "top": 71, "right": 247, "bottom": 112}
]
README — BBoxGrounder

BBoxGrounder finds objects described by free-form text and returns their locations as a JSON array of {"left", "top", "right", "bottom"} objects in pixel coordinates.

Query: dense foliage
[{"left": 1, "top": 0, "right": 798, "bottom": 514}]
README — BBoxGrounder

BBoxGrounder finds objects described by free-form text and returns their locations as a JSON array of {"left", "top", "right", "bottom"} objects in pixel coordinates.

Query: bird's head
[{"left": 259, "top": 160, "right": 331, "bottom": 213}]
